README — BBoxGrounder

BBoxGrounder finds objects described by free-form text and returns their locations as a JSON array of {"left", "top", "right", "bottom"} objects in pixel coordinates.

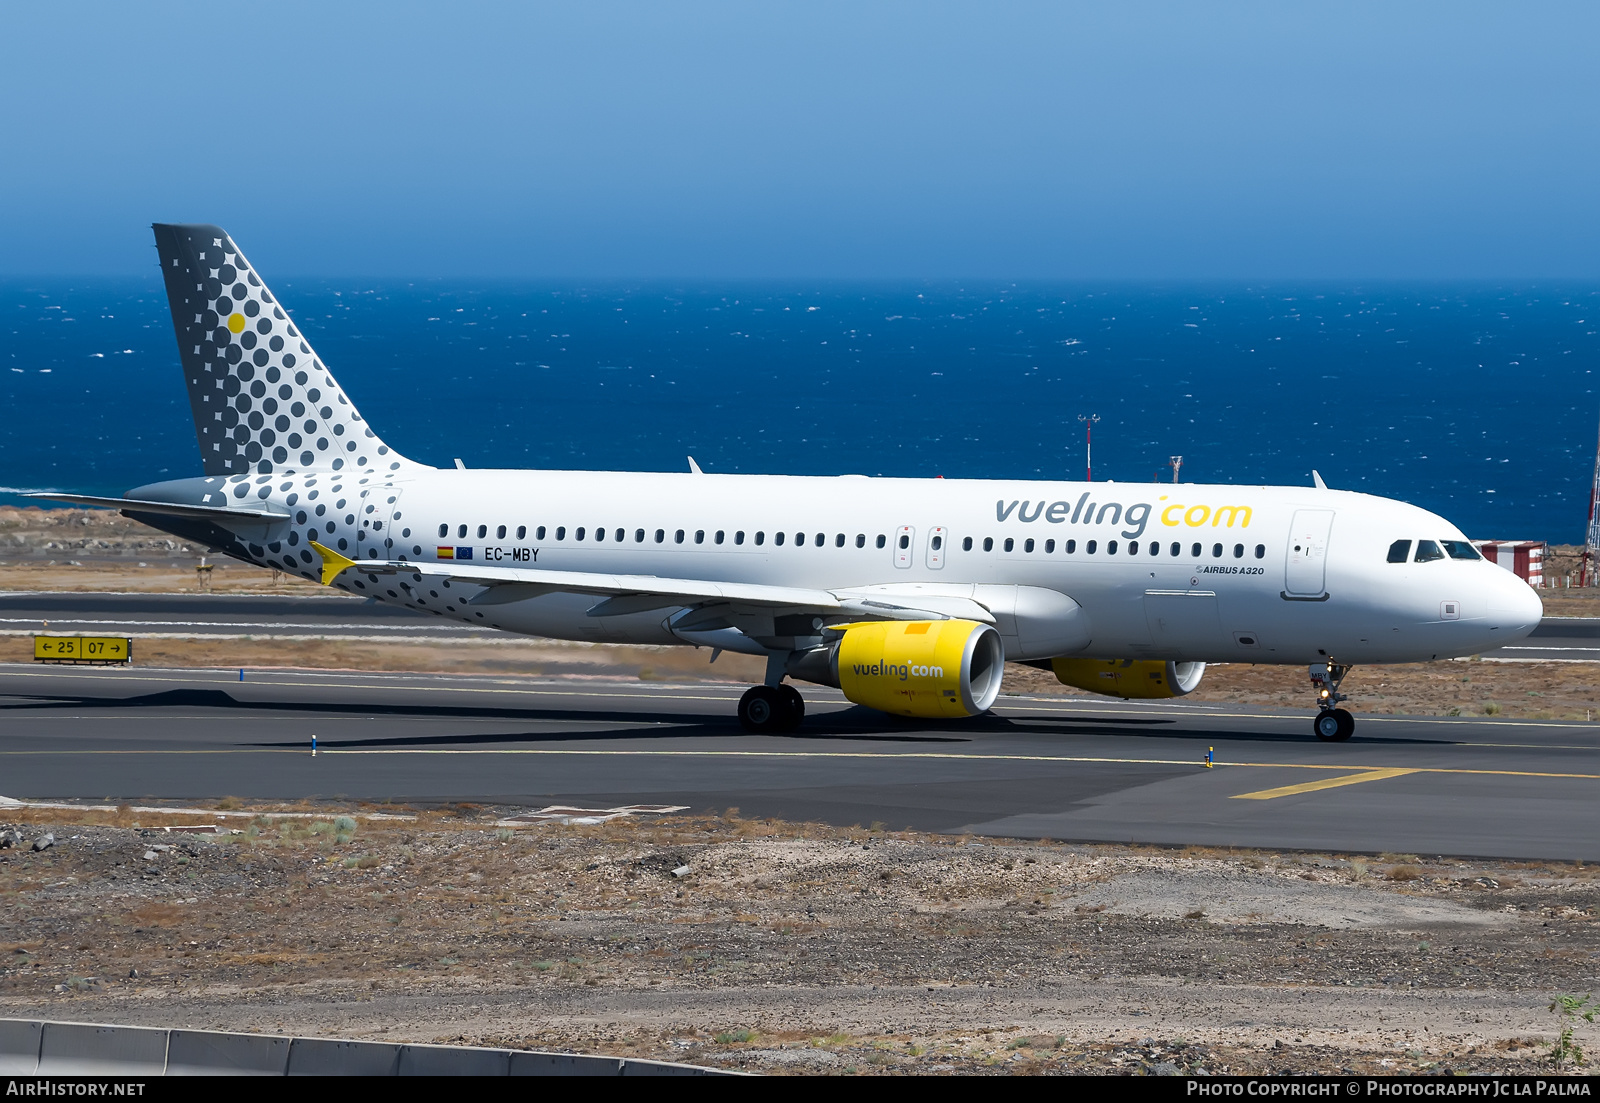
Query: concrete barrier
[
  {"left": 37, "top": 1021, "right": 169, "bottom": 1075},
  {"left": 2, "top": 1018, "right": 727, "bottom": 1076},
  {"left": 0, "top": 1019, "right": 42, "bottom": 1074},
  {"left": 398, "top": 1043, "right": 513, "bottom": 1075},
  {"left": 167, "top": 1028, "right": 291, "bottom": 1075},
  {"left": 287, "top": 1037, "right": 402, "bottom": 1076}
]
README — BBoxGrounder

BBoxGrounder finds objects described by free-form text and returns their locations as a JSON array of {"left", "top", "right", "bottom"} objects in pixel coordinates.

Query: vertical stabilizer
[{"left": 152, "top": 223, "right": 413, "bottom": 477}]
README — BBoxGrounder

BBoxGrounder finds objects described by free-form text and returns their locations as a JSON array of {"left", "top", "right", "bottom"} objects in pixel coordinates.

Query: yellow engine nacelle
[
  {"left": 1049, "top": 658, "right": 1206, "bottom": 700},
  {"left": 830, "top": 619, "right": 1005, "bottom": 718}
]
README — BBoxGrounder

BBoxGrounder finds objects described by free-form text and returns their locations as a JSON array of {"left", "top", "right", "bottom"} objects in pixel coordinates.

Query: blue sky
[{"left": 2, "top": 2, "right": 1597, "bottom": 278}]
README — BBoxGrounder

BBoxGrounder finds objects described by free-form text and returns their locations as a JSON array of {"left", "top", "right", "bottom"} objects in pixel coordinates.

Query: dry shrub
[{"left": 1386, "top": 865, "right": 1423, "bottom": 882}]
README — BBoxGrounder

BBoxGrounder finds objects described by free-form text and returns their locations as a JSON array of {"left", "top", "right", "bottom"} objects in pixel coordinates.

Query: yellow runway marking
[{"left": 1230, "top": 768, "right": 1420, "bottom": 801}]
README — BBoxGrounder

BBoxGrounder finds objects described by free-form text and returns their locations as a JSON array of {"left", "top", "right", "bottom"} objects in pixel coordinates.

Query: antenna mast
[
  {"left": 1584, "top": 408, "right": 1600, "bottom": 588},
  {"left": 1078, "top": 414, "right": 1100, "bottom": 482}
]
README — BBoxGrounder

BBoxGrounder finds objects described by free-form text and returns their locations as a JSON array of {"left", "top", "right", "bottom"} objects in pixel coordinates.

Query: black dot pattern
[{"left": 153, "top": 223, "right": 407, "bottom": 479}]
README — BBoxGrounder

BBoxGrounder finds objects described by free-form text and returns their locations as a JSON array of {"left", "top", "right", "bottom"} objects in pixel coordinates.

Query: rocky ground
[{"left": 2, "top": 805, "right": 1597, "bottom": 1075}]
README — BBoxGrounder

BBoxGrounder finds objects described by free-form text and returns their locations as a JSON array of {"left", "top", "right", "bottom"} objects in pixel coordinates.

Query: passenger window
[
  {"left": 963, "top": 536, "right": 973, "bottom": 551},
  {"left": 932, "top": 535, "right": 944, "bottom": 550},
  {"left": 1086, "top": 540, "right": 1097, "bottom": 554},
  {"left": 1415, "top": 540, "right": 1445, "bottom": 562},
  {"left": 536, "top": 526, "right": 546, "bottom": 540},
  {"left": 1233, "top": 543, "right": 1244, "bottom": 558},
  {"left": 835, "top": 534, "right": 845, "bottom": 547},
  {"left": 477, "top": 525, "right": 487, "bottom": 539},
  {"left": 755, "top": 531, "right": 765, "bottom": 545},
  {"left": 856, "top": 534, "right": 866, "bottom": 548},
  {"left": 655, "top": 529, "right": 665, "bottom": 543},
  {"left": 898, "top": 534, "right": 910, "bottom": 550},
  {"left": 1190, "top": 542, "right": 1201, "bottom": 557},
  {"left": 1128, "top": 540, "right": 1139, "bottom": 556},
  {"left": 1254, "top": 544, "right": 1264, "bottom": 559},
  {"left": 1149, "top": 541, "right": 1159, "bottom": 555},
  {"left": 715, "top": 530, "right": 725, "bottom": 544},
  {"left": 1023, "top": 538, "right": 1034, "bottom": 553},
  {"left": 1170, "top": 542, "right": 1180, "bottom": 556},
  {"left": 775, "top": 531, "right": 786, "bottom": 546},
  {"left": 438, "top": 524, "right": 447, "bottom": 538},
  {"left": 1066, "top": 539, "right": 1076, "bottom": 553},
  {"left": 1045, "top": 539, "right": 1055, "bottom": 553},
  {"left": 615, "top": 528, "right": 624, "bottom": 542},
  {"left": 1003, "top": 537, "right": 1014, "bottom": 552},
  {"left": 798, "top": 532, "right": 807, "bottom": 546},
  {"left": 458, "top": 525, "right": 467, "bottom": 539},
  {"left": 734, "top": 531, "right": 744, "bottom": 545},
  {"left": 983, "top": 537, "right": 993, "bottom": 552},
  {"left": 594, "top": 527, "right": 604, "bottom": 542},
  {"left": 815, "top": 533, "right": 825, "bottom": 547},
  {"left": 496, "top": 525, "right": 506, "bottom": 539},
  {"left": 1387, "top": 540, "right": 1412, "bottom": 563},
  {"left": 876, "top": 535, "right": 886, "bottom": 549},
  {"left": 516, "top": 525, "right": 526, "bottom": 540},
  {"left": 635, "top": 529, "right": 645, "bottom": 542},
  {"left": 1443, "top": 540, "right": 1481, "bottom": 561},
  {"left": 1107, "top": 540, "right": 1118, "bottom": 555},
  {"left": 1211, "top": 543, "right": 1223, "bottom": 558},
  {"left": 695, "top": 530, "right": 705, "bottom": 544},
  {"left": 576, "top": 527, "right": 586, "bottom": 540},
  {"left": 675, "top": 529, "right": 685, "bottom": 544},
  {"left": 556, "top": 526, "right": 566, "bottom": 540}
]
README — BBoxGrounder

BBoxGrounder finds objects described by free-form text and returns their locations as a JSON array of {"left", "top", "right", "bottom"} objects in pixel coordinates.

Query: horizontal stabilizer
[{"left": 24, "top": 491, "right": 289, "bottom": 522}]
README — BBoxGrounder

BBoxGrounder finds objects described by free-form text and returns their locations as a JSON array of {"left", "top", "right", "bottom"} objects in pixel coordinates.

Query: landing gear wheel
[
  {"left": 775, "top": 684, "right": 805, "bottom": 732},
  {"left": 738, "top": 685, "right": 785, "bottom": 734},
  {"left": 1313, "top": 708, "right": 1355, "bottom": 742},
  {"left": 1331, "top": 707, "right": 1355, "bottom": 741}
]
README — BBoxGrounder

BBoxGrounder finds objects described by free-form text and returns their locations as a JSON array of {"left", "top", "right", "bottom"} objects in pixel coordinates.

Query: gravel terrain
[{"left": 2, "top": 806, "right": 1598, "bottom": 1075}]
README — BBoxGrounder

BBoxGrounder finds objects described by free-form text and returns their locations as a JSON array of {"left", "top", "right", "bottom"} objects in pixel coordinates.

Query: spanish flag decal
[{"left": 437, "top": 546, "right": 454, "bottom": 560}]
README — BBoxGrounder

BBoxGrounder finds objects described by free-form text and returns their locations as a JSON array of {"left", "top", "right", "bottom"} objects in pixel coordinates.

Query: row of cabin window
[
  {"left": 964, "top": 535, "right": 1267, "bottom": 559},
  {"left": 1386, "top": 539, "right": 1481, "bottom": 563},
  {"left": 438, "top": 523, "right": 891, "bottom": 549}
]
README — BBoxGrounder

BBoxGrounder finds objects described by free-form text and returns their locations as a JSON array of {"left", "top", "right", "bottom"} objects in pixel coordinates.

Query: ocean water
[{"left": 2, "top": 279, "right": 1597, "bottom": 541}]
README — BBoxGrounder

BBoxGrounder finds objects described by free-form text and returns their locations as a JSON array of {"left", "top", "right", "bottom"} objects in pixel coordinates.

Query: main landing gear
[
  {"left": 738, "top": 684, "right": 805, "bottom": 734},
  {"left": 1309, "top": 659, "right": 1355, "bottom": 741}
]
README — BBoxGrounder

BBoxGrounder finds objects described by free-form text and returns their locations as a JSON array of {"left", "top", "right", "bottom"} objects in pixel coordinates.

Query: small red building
[{"left": 1473, "top": 541, "right": 1545, "bottom": 587}]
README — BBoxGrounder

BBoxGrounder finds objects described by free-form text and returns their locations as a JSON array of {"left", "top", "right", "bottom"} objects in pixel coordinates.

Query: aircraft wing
[{"left": 312, "top": 542, "right": 994, "bottom": 622}]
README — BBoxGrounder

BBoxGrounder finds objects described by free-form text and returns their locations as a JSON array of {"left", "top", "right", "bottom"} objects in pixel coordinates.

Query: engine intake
[
  {"left": 788, "top": 619, "right": 1005, "bottom": 718},
  {"left": 1049, "top": 658, "right": 1205, "bottom": 700}
]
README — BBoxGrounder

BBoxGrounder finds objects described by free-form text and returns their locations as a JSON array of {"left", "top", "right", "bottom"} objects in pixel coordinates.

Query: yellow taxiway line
[{"left": 1229, "top": 767, "right": 1420, "bottom": 801}]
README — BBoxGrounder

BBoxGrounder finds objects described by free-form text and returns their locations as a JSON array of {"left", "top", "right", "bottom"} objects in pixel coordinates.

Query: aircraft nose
[{"left": 1489, "top": 569, "right": 1543, "bottom": 640}]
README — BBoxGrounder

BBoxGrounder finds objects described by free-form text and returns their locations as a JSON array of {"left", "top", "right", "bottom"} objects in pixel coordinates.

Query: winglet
[
  {"left": 310, "top": 540, "right": 357, "bottom": 586},
  {"left": 1312, "top": 470, "right": 1327, "bottom": 490},
  {"left": 687, "top": 456, "right": 704, "bottom": 475}
]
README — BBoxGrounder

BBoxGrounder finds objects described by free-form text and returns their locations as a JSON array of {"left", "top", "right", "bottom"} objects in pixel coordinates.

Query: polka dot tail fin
[{"left": 151, "top": 223, "right": 420, "bottom": 479}]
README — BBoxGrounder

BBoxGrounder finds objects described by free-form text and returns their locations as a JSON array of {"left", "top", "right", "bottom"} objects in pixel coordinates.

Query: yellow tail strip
[
  {"left": 1231, "top": 767, "right": 1419, "bottom": 801},
  {"left": 309, "top": 540, "right": 357, "bottom": 586}
]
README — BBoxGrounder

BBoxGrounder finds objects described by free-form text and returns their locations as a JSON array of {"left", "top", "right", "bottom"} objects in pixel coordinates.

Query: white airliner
[{"left": 32, "top": 224, "right": 1543, "bottom": 740}]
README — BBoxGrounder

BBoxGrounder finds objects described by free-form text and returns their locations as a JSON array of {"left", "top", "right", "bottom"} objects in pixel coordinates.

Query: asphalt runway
[
  {"left": 3, "top": 663, "right": 1599, "bottom": 861},
  {"left": 3, "top": 591, "right": 1596, "bottom": 658}
]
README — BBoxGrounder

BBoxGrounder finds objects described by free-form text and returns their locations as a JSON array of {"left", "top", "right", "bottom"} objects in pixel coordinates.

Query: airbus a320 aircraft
[{"left": 32, "top": 225, "right": 1544, "bottom": 740}]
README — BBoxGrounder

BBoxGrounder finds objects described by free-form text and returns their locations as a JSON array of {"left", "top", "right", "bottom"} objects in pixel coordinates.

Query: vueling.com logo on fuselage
[
  {"left": 996, "top": 493, "right": 1252, "bottom": 541},
  {"left": 851, "top": 661, "right": 944, "bottom": 682}
]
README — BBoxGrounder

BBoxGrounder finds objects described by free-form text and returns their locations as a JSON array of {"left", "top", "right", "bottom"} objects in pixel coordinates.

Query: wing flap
[{"left": 24, "top": 491, "right": 290, "bottom": 522}]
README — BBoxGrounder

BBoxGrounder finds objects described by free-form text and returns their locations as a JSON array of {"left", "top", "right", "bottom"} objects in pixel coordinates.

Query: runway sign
[{"left": 33, "top": 635, "right": 131, "bottom": 664}]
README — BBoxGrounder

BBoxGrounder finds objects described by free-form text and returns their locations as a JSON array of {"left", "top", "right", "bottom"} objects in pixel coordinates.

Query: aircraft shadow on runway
[{"left": 0, "top": 687, "right": 1458, "bottom": 748}]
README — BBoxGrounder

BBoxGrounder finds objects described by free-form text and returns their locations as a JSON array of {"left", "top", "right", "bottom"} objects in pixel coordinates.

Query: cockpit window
[
  {"left": 1387, "top": 539, "right": 1412, "bottom": 563},
  {"left": 1414, "top": 539, "right": 1445, "bottom": 562},
  {"left": 1442, "top": 540, "right": 1481, "bottom": 561}
]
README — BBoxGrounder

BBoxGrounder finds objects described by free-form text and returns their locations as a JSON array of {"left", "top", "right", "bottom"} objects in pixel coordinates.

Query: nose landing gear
[{"left": 1309, "top": 660, "right": 1355, "bottom": 741}]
